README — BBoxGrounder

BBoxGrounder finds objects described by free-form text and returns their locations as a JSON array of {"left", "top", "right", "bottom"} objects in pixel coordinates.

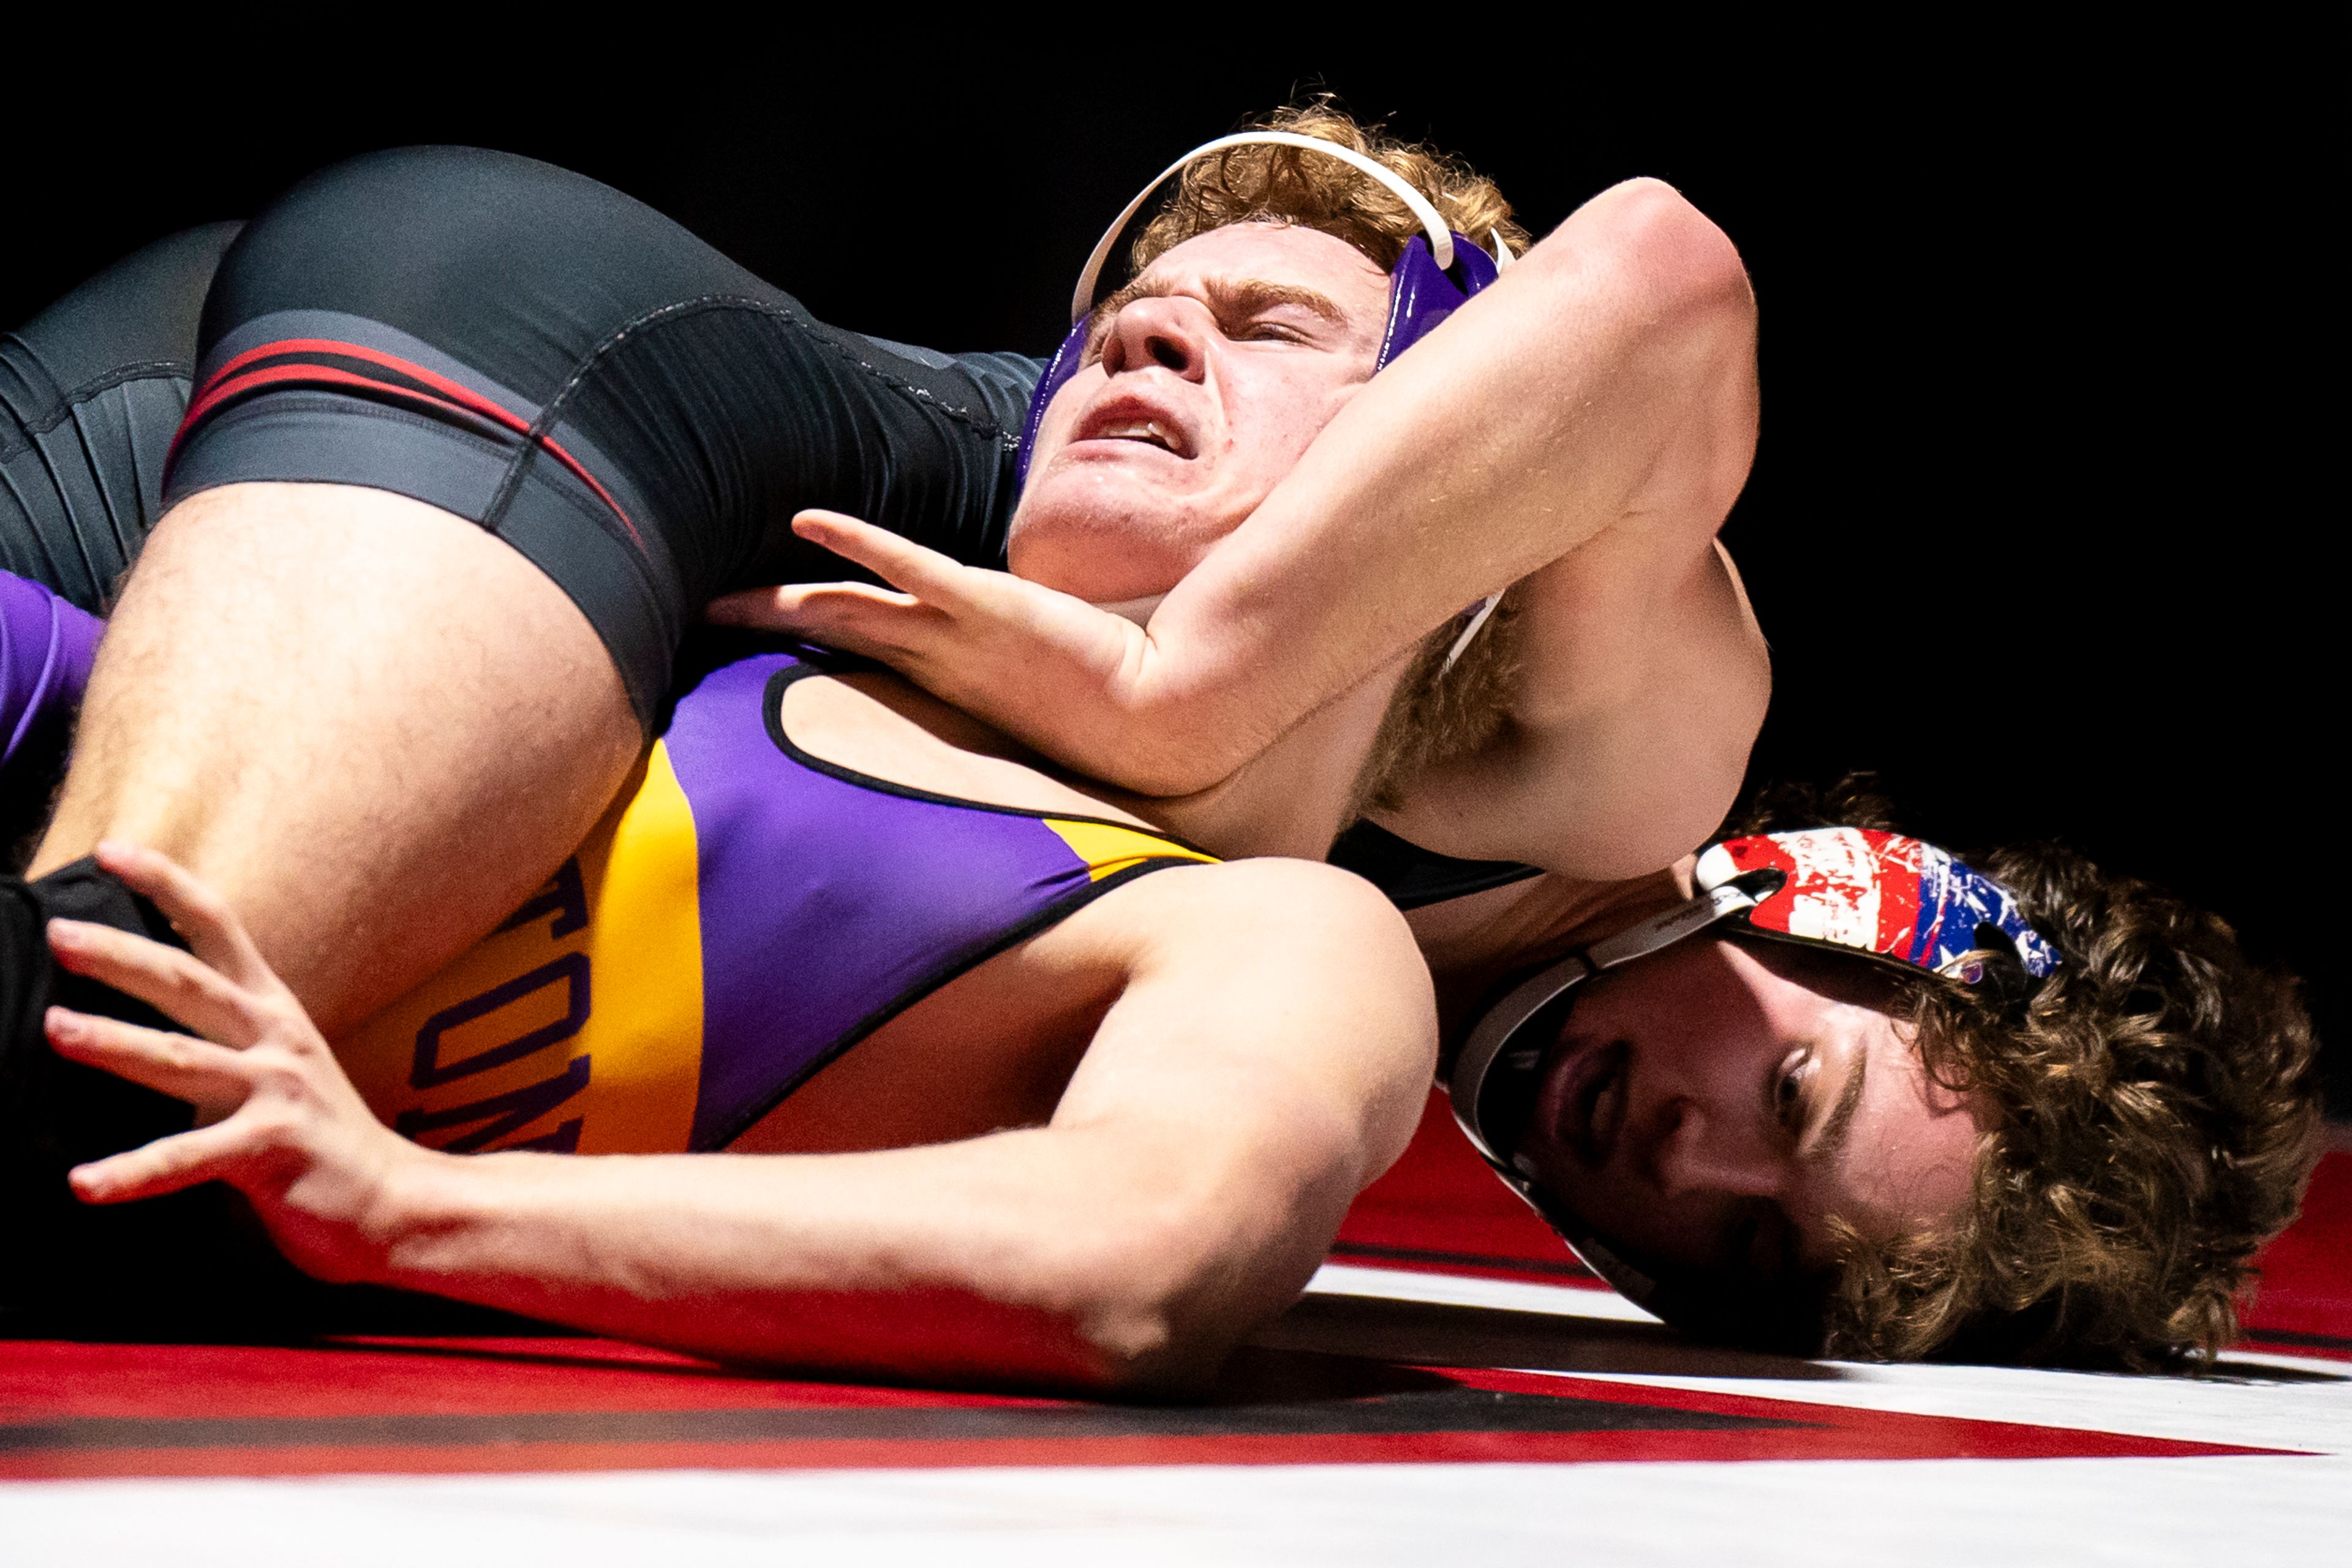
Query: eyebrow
[
  {"left": 1087, "top": 273, "right": 1351, "bottom": 341},
  {"left": 1807, "top": 1049, "right": 1869, "bottom": 1166}
]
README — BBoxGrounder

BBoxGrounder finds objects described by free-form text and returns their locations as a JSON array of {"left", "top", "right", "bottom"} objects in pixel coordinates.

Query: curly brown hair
[{"left": 1736, "top": 778, "right": 2324, "bottom": 1368}]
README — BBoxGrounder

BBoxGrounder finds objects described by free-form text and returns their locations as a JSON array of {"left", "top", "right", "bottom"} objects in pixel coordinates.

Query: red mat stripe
[
  {"left": 2, "top": 1427, "right": 2277, "bottom": 1482},
  {"left": 0, "top": 1348, "right": 2287, "bottom": 1480}
]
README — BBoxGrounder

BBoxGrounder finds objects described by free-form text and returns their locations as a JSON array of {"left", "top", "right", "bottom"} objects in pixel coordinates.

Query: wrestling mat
[{"left": 6, "top": 1093, "right": 2348, "bottom": 1564}]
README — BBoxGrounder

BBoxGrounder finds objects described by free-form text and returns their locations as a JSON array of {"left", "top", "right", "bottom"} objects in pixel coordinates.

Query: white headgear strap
[{"left": 1068, "top": 130, "right": 1461, "bottom": 323}]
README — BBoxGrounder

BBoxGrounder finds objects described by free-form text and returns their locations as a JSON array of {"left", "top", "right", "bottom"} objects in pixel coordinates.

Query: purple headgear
[{"left": 1014, "top": 130, "right": 1514, "bottom": 485}]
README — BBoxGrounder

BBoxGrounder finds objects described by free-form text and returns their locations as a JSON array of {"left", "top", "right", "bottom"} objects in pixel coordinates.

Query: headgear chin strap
[
  {"left": 1016, "top": 130, "right": 1517, "bottom": 668},
  {"left": 1444, "top": 826, "right": 2063, "bottom": 1333}
]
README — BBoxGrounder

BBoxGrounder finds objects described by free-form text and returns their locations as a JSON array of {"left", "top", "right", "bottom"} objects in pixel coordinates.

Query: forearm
[
  {"left": 1105, "top": 179, "right": 1757, "bottom": 791},
  {"left": 54, "top": 847, "right": 1422, "bottom": 1398},
  {"left": 366, "top": 1128, "right": 1242, "bottom": 1391}
]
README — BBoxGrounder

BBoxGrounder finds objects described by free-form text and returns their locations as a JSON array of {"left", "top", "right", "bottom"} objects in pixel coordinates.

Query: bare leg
[{"left": 31, "top": 483, "right": 639, "bottom": 1037}]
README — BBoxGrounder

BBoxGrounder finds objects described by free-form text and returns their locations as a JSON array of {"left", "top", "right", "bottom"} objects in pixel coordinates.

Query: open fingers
[
  {"left": 46, "top": 918, "right": 270, "bottom": 1049},
  {"left": 45, "top": 1006, "right": 251, "bottom": 1115},
  {"left": 69, "top": 1118, "right": 262, "bottom": 1205},
  {"left": 89, "top": 840, "right": 279, "bottom": 993}
]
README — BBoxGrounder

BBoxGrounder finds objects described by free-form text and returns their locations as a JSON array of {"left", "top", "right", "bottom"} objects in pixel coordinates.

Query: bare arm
[
  {"left": 1121, "top": 179, "right": 1760, "bottom": 794},
  {"left": 723, "top": 179, "right": 1763, "bottom": 876},
  {"left": 1374, "top": 537, "right": 1768, "bottom": 878},
  {"left": 49, "top": 846, "right": 1434, "bottom": 1393}
]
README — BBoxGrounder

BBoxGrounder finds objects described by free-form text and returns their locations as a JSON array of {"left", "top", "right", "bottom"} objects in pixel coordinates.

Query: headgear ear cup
[
  {"left": 1376, "top": 232, "right": 1496, "bottom": 366},
  {"left": 1015, "top": 319, "right": 1093, "bottom": 486}
]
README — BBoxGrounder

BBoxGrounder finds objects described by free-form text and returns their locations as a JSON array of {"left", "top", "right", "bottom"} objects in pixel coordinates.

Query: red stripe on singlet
[{"left": 172, "top": 339, "right": 642, "bottom": 549}]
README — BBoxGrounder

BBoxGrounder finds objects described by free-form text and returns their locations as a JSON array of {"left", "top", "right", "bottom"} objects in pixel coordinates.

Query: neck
[{"left": 1411, "top": 858, "right": 1698, "bottom": 1041}]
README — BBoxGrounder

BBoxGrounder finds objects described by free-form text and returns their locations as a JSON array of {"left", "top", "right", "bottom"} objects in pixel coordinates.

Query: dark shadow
[
  {"left": 1254, "top": 1290, "right": 1849, "bottom": 1382},
  {"left": 0, "top": 1341, "right": 1811, "bottom": 1458},
  {"left": 2201, "top": 1358, "right": 2351, "bottom": 1386},
  {"left": 304, "top": 1334, "right": 742, "bottom": 1381}
]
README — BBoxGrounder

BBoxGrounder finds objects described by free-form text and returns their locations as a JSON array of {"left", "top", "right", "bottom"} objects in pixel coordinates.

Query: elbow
[
  {"left": 1587, "top": 178, "right": 1754, "bottom": 328},
  {"left": 1588, "top": 181, "right": 1760, "bottom": 518},
  {"left": 1053, "top": 1194, "right": 1326, "bottom": 1396},
  {"left": 1065, "top": 1303, "right": 1215, "bottom": 1398},
  {"left": 1529, "top": 179, "right": 1753, "bottom": 390},
  {"left": 1055, "top": 1229, "right": 1247, "bottom": 1397}
]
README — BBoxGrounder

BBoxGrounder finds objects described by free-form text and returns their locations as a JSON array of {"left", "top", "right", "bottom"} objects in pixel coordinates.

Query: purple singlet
[{"left": 0, "top": 573, "right": 1215, "bottom": 1156}]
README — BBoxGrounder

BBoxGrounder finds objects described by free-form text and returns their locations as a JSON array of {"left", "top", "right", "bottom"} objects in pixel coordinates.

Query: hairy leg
[{"left": 30, "top": 483, "right": 639, "bottom": 1037}]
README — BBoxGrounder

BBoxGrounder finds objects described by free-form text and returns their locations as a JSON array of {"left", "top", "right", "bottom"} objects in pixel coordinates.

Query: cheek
[
  {"left": 1026, "top": 371, "right": 1098, "bottom": 469},
  {"left": 1222, "top": 372, "right": 1362, "bottom": 480},
  {"left": 1532, "top": 1144, "right": 1727, "bottom": 1273}
]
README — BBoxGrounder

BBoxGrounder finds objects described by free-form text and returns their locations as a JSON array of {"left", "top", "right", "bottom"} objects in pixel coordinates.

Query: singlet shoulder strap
[
  {"left": 761, "top": 654, "right": 1216, "bottom": 863},
  {"left": 1329, "top": 820, "right": 1540, "bottom": 910}
]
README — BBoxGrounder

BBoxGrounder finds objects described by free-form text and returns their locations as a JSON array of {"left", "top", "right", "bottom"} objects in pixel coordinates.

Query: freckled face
[
  {"left": 1520, "top": 938, "right": 1983, "bottom": 1294},
  {"left": 1009, "top": 222, "right": 1392, "bottom": 603}
]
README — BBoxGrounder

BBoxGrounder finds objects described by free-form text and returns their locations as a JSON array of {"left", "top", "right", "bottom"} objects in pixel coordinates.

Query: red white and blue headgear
[{"left": 1446, "top": 827, "right": 2062, "bottom": 1331}]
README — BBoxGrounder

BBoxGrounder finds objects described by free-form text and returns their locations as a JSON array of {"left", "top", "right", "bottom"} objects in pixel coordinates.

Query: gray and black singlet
[{"left": 0, "top": 164, "right": 1533, "bottom": 901}]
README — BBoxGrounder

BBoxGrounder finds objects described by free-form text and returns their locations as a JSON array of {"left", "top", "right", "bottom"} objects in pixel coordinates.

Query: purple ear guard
[
  {"left": 1014, "top": 135, "right": 1508, "bottom": 484},
  {"left": 1015, "top": 317, "right": 1096, "bottom": 487},
  {"left": 1381, "top": 230, "right": 1500, "bottom": 364},
  {"left": 1443, "top": 827, "right": 2064, "bottom": 1342}
]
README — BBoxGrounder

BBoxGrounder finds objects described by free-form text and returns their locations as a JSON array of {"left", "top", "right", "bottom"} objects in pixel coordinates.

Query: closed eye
[{"left": 1082, "top": 273, "right": 1351, "bottom": 362}]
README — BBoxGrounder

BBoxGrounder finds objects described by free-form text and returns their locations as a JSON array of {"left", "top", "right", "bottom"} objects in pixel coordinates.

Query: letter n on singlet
[
  {"left": 399, "top": 952, "right": 594, "bottom": 1154},
  {"left": 395, "top": 1056, "right": 591, "bottom": 1155},
  {"left": 410, "top": 952, "right": 591, "bottom": 1089}
]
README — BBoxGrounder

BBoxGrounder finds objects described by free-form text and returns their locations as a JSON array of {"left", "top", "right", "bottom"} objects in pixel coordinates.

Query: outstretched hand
[
  {"left": 707, "top": 511, "right": 1202, "bottom": 791},
  {"left": 43, "top": 842, "right": 419, "bottom": 1285}
]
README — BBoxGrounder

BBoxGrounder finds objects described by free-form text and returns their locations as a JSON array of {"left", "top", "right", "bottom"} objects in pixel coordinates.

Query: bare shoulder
[
  {"left": 1088, "top": 856, "right": 1420, "bottom": 952},
  {"left": 1047, "top": 856, "right": 1438, "bottom": 1180},
  {"left": 1080, "top": 858, "right": 1433, "bottom": 1068},
  {"left": 1042, "top": 856, "right": 1431, "bottom": 1031}
]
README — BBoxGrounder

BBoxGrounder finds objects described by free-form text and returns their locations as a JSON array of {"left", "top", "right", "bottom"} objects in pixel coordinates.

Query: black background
[{"left": 7, "top": 50, "right": 2333, "bottom": 1103}]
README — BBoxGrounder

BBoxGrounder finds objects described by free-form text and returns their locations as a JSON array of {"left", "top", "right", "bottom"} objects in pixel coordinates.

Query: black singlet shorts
[
  {"left": 2, "top": 223, "right": 244, "bottom": 610},
  {"left": 165, "top": 146, "right": 1041, "bottom": 731}
]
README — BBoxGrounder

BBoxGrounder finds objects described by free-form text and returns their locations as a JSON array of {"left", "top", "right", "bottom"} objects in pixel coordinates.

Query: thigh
[
  {"left": 0, "top": 224, "right": 242, "bottom": 610},
  {"left": 174, "top": 147, "right": 1038, "bottom": 730},
  {"left": 36, "top": 483, "right": 643, "bottom": 1035}
]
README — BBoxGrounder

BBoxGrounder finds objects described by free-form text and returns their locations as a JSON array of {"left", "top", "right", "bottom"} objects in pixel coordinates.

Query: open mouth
[
  {"left": 1093, "top": 418, "right": 1183, "bottom": 454},
  {"left": 1072, "top": 399, "right": 1194, "bottom": 459}
]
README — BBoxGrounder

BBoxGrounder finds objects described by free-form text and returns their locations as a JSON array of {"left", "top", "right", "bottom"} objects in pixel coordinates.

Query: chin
[{"left": 1009, "top": 471, "right": 1227, "bottom": 601}]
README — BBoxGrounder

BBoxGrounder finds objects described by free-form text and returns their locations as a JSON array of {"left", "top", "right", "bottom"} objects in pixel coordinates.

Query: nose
[
  {"left": 1097, "top": 295, "right": 1209, "bottom": 383},
  {"left": 1650, "top": 1096, "right": 1784, "bottom": 1203}
]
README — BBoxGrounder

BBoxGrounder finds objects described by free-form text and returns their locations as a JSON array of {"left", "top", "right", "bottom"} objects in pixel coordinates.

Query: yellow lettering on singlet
[
  {"left": 1042, "top": 818, "right": 1216, "bottom": 882},
  {"left": 337, "top": 743, "right": 706, "bottom": 1156}
]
